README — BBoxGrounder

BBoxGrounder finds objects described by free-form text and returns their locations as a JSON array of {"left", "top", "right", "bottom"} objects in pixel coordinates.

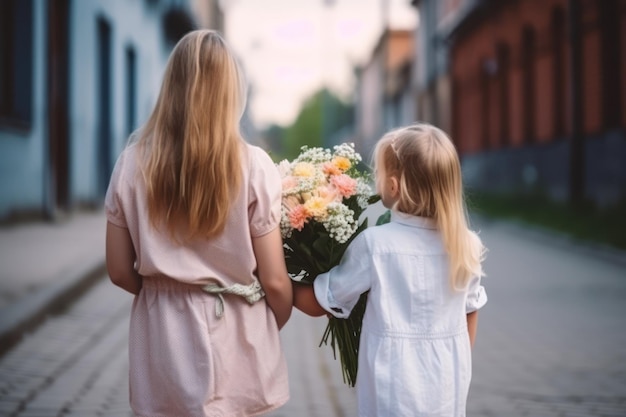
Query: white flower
[
  {"left": 294, "top": 146, "right": 332, "bottom": 165},
  {"left": 277, "top": 160, "right": 292, "bottom": 177},
  {"left": 355, "top": 178, "right": 372, "bottom": 209},
  {"left": 333, "top": 143, "right": 361, "bottom": 164},
  {"left": 322, "top": 203, "right": 357, "bottom": 244},
  {"left": 280, "top": 209, "right": 293, "bottom": 239}
]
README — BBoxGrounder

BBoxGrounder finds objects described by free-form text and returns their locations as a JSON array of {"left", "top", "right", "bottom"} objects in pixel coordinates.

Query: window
[
  {"left": 0, "top": 0, "right": 33, "bottom": 129},
  {"left": 496, "top": 43, "right": 510, "bottom": 145},
  {"left": 599, "top": 0, "right": 621, "bottom": 128},
  {"left": 521, "top": 25, "right": 536, "bottom": 143},
  {"left": 125, "top": 45, "right": 137, "bottom": 136},
  {"left": 480, "top": 57, "right": 491, "bottom": 150},
  {"left": 551, "top": 7, "right": 566, "bottom": 137}
]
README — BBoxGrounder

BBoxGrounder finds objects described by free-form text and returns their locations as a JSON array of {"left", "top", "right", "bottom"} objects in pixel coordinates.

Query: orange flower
[
  {"left": 332, "top": 156, "right": 351, "bottom": 172},
  {"left": 304, "top": 196, "right": 328, "bottom": 218}
]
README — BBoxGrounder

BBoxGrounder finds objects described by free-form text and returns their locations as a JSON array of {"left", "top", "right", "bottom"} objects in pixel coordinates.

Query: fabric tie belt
[{"left": 202, "top": 281, "right": 265, "bottom": 318}]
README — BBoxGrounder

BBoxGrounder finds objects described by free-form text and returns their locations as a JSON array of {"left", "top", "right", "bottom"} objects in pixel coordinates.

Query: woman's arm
[
  {"left": 293, "top": 281, "right": 327, "bottom": 317},
  {"left": 252, "top": 228, "right": 292, "bottom": 329},
  {"left": 467, "top": 310, "right": 478, "bottom": 347},
  {"left": 106, "top": 222, "right": 142, "bottom": 295}
]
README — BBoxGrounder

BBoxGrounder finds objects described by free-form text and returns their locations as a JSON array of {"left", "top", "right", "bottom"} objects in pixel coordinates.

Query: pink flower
[
  {"left": 316, "top": 185, "right": 339, "bottom": 202},
  {"left": 282, "top": 176, "right": 298, "bottom": 191},
  {"left": 330, "top": 174, "right": 357, "bottom": 198},
  {"left": 323, "top": 162, "right": 342, "bottom": 176},
  {"left": 288, "top": 204, "right": 308, "bottom": 231}
]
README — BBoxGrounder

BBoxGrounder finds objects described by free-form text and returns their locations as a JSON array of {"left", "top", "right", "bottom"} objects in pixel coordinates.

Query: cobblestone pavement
[
  {"left": 266, "top": 311, "right": 358, "bottom": 417},
  {"left": 1, "top": 219, "right": 625, "bottom": 416},
  {"left": 0, "top": 278, "right": 133, "bottom": 417},
  {"left": 0, "top": 278, "right": 356, "bottom": 417},
  {"left": 467, "top": 220, "right": 626, "bottom": 417}
]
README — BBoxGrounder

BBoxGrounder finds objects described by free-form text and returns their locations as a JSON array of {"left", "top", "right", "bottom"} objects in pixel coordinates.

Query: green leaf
[
  {"left": 368, "top": 194, "right": 381, "bottom": 204},
  {"left": 376, "top": 210, "right": 391, "bottom": 226}
]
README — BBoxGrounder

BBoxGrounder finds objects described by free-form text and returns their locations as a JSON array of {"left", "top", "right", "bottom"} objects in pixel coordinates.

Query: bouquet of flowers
[{"left": 277, "top": 143, "right": 375, "bottom": 387}]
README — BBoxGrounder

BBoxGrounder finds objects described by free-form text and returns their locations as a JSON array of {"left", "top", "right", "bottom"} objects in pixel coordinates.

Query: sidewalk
[{"left": 0, "top": 209, "right": 106, "bottom": 356}]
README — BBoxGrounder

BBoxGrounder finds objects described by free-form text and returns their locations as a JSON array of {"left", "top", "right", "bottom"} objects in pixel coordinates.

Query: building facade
[
  {"left": 354, "top": 29, "right": 415, "bottom": 160},
  {"left": 413, "top": 0, "right": 626, "bottom": 207},
  {"left": 0, "top": 0, "right": 221, "bottom": 221}
]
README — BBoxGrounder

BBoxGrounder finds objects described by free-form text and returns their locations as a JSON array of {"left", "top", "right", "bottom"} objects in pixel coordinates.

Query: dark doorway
[
  {"left": 47, "top": 0, "right": 70, "bottom": 217},
  {"left": 1, "top": 0, "right": 34, "bottom": 129},
  {"left": 599, "top": 0, "right": 621, "bottom": 129},
  {"left": 97, "top": 17, "right": 112, "bottom": 196}
]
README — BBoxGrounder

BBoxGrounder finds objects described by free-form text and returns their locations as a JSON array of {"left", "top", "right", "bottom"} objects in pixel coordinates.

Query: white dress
[{"left": 314, "top": 211, "right": 487, "bottom": 417}]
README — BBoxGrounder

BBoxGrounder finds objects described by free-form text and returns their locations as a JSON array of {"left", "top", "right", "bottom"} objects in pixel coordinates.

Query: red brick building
[
  {"left": 413, "top": 0, "right": 626, "bottom": 206},
  {"left": 452, "top": 0, "right": 625, "bottom": 153}
]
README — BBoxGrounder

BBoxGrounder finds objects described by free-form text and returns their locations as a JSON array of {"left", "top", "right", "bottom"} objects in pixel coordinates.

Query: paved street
[
  {"left": 0, "top": 277, "right": 133, "bottom": 417},
  {"left": 467, "top": 219, "right": 626, "bottom": 417},
  {"left": 0, "top": 218, "right": 625, "bottom": 416}
]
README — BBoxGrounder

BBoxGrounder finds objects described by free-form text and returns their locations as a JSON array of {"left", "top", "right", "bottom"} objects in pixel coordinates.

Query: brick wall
[
  {"left": 448, "top": 0, "right": 626, "bottom": 206},
  {"left": 450, "top": 0, "right": 626, "bottom": 155}
]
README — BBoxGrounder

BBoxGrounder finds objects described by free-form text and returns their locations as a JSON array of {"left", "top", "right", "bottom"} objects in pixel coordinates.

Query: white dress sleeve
[
  {"left": 313, "top": 232, "right": 372, "bottom": 319},
  {"left": 466, "top": 274, "right": 487, "bottom": 313}
]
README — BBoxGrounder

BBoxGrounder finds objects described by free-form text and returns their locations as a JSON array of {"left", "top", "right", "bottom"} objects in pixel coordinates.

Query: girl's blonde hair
[
  {"left": 136, "top": 30, "right": 246, "bottom": 241},
  {"left": 373, "top": 123, "right": 485, "bottom": 290}
]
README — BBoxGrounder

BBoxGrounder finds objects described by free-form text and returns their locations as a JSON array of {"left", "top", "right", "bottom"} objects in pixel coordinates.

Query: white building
[{"left": 0, "top": 0, "right": 222, "bottom": 221}]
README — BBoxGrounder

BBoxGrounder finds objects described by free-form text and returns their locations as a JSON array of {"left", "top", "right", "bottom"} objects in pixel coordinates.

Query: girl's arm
[
  {"left": 293, "top": 281, "right": 327, "bottom": 317},
  {"left": 467, "top": 311, "right": 478, "bottom": 347},
  {"left": 106, "top": 222, "right": 142, "bottom": 295},
  {"left": 252, "top": 228, "right": 293, "bottom": 329}
]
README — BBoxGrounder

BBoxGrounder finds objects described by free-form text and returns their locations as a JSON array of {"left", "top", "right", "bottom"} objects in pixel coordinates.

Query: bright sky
[{"left": 224, "top": 0, "right": 418, "bottom": 128}]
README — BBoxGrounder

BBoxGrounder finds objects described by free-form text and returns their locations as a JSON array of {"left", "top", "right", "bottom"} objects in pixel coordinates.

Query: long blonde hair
[
  {"left": 374, "top": 123, "right": 485, "bottom": 290},
  {"left": 136, "top": 30, "right": 246, "bottom": 241}
]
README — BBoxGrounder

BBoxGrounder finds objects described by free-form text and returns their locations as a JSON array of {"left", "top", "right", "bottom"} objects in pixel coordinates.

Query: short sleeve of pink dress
[
  {"left": 104, "top": 148, "right": 128, "bottom": 229},
  {"left": 105, "top": 143, "right": 289, "bottom": 417},
  {"left": 248, "top": 146, "right": 282, "bottom": 237}
]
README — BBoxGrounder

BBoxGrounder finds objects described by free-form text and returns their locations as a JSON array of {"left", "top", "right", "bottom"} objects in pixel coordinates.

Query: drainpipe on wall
[{"left": 568, "top": 0, "right": 584, "bottom": 205}]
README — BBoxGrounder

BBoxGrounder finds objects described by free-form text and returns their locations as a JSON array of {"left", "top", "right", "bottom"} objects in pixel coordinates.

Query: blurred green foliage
[
  {"left": 282, "top": 91, "right": 324, "bottom": 159},
  {"left": 263, "top": 89, "right": 354, "bottom": 161},
  {"left": 468, "top": 192, "right": 626, "bottom": 251}
]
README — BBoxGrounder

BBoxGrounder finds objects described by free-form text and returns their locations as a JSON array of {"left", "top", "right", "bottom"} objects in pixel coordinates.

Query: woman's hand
[
  {"left": 106, "top": 222, "right": 142, "bottom": 295},
  {"left": 252, "top": 228, "right": 293, "bottom": 329},
  {"left": 292, "top": 281, "right": 327, "bottom": 317}
]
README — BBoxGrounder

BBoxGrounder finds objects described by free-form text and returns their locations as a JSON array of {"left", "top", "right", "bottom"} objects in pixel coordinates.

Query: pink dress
[{"left": 105, "top": 143, "right": 289, "bottom": 417}]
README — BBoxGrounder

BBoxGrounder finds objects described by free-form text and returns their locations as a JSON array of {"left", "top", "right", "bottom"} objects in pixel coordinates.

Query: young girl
[
  {"left": 105, "top": 30, "right": 292, "bottom": 416},
  {"left": 294, "top": 123, "right": 487, "bottom": 417}
]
